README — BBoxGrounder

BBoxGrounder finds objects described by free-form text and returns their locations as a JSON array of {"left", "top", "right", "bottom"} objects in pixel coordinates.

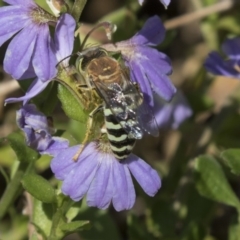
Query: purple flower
[
  {"left": 1, "top": 0, "right": 56, "bottom": 80},
  {"left": 50, "top": 141, "right": 161, "bottom": 211},
  {"left": 154, "top": 91, "right": 192, "bottom": 129},
  {"left": 138, "top": 0, "right": 171, "bottom": 8},
  {"left": 4, "top": 12, "right": 76, "bottom": 104},
  {"left": 102, "top": 16, "right": 176, "bottom": 107},
  {"left": 205, "top": 37, "right": 240, "bottom": 78},
  {"left": 17, "top": 104, "right": 69, "bottom": 155}
]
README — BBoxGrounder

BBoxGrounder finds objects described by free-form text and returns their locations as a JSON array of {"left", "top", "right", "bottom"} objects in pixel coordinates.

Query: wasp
[{"left": 73, "top": 47, "right": 158, "bottom": 160}]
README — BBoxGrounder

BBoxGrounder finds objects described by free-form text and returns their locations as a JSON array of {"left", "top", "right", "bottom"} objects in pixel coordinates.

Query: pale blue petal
[
  {"left": 50, "top": 145, "right": 81, "bottom": 180},
  {"left": 160, "top": 0, "right": 171, "bottom": 8},
  {"left": 4, "top": 23, "right": 37, "bottom": 79},
  {"left": 129, "top": 61, "right": 154, "bottom": 107},
  {"left": 54, "top": 13, "right": 75, "bottom": 64},
  {"left": 112, "top": 160, "right": 135, "bottom": 211},
  {"left": 62, "top": 151, "right": 99, "bottom": 201},
  {"left": 126, "top": 154, "right": 161, "bottom": 196},
  {"left": 16, "top": 104, "right": 48, "bottom": 130},
  {"left": 87, "top": 156, "right": 113, "bottom": 209},
  {"left": 32, "top": 25, "right": 57, "bottom": 81},
  {"left": 4, "top": 0, "right": 35, "bottom": 6},
  {"left": 140, "top": 47, "right": 172, "bottom": 75},
  {"left": 41, "top": 137, "right": 69, "bottom": 156},
  {"left": 5, "top": 78, "right": 49, "bottom": 104},
  {"left": 143, "top": 60, "right": 176, "bottom": 101}
]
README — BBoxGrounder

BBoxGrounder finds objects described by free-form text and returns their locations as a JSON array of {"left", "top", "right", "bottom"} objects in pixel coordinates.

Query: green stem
[
  {"left": 48, "top": 198, "right": 73, "bottom": 240},
  {"left": 0, "top": 161, "right": 33, "bottom": 220},
  {"left": 71, "top": 0, "right": 88, "bottom": 22}
]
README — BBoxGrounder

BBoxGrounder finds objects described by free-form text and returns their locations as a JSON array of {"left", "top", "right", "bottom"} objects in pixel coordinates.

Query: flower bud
[{"left": 46, "top": 0, "right": 66, "bottom": 17}]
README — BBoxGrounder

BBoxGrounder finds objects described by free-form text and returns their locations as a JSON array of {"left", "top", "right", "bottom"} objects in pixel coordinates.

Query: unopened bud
[{"left": 46, "top": 0, "right": 66, "bottom": 17}]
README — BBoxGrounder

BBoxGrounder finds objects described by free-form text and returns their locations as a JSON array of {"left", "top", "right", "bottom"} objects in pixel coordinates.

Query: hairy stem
[
  {"left": 71, "top": 0, "right": 88, "bottom": 22},
  {"left": 48, "top": 198, "right": 73, "bottom": 240}
]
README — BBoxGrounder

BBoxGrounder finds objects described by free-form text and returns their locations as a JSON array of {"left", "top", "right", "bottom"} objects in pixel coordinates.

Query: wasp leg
[
  {"left": 76, "top": 84, "right": 96, "bottom": 109},
  {"left": 73, "top": 105, "right": 103, "bottom": 161},
  {"left": 76, "top": 84, "right": 90, "bottom": 101}
]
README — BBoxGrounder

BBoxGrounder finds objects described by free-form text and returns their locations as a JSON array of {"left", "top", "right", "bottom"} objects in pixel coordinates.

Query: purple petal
[
  {"left": 131, "top": 16, "right": 165, "bottom": 46},
  {"left": 18, "top": 63, "right": 36, "bottom": 79},
  {"left": 4, "top": 23, "right": 37, "bottom": 79},
  {"left": 0, "top": 6, "right": 29, "bottom": 47},
  {"left": 87, "top": 157, "right": 113, "bottom": 209},
  {"left": 222, "top": 37, "right": 240, "bottom": 60},
  {"left": 171, "top": 95, "right": 192, "bottom": 129},
  {"left": 16, "top": 104, "right": 48, "bottom": 130},
  {"left": 54, "top": 143, "right": 100, "bottom": 201},
  {"left": 126, "top": 154, "right": 161, "bottom": 196},
  {"left": 160, "top": 0, "right": 171, "bottom": 8},
  {"left": 5, "top": 78, "right": 49, "bottom": 104},
  {"left": 29, "top": 129, "right": 52, "bottom": 151},
  {"left": 205, "top": 52, "right": 240, "bottom": 78},
  {"left": 140, "top": 47, "right": 172, "bottom": 75},
  {"left": 51, "top": 145, "right": 81, "bottom": 180},
  {"left": 32, "top": 25, "right": 57, "bottom": 81},
  {"left": 54, "top": 13, "right": 76, "bottom": 64},
  {"left": 129, "top": 61, "right": 154, "bottom": 107},
  {"left": 62, "top": 151, "right": 99, "bottom": 201},
  {"left": 112, "top": 160, "right": 135, "bottom": 211},
  {"left": 143, "top": 60, "right": 176, "bottom": 101},
  {"left": 42, "top": 137, "right": 69, "bottom": 156},
  {"left": 138, "top": 0, "right": 170, "bottom": 7},
  {"left": 153, "top": 91, "right": 192, "bottom": 129},
  {"left": 4, "top": 0, "right": 35, "bottom": 6}
]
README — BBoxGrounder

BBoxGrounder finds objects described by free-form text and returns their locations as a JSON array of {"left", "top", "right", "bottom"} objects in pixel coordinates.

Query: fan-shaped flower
[
  {"left": 4, "top": 12, "right": 75, "bottom": 104},
  {"left": 17, "top": 104, "right": 69, "bottom": 155},
  {"left": 0, "top": 0, "right": 57, "bottom": 80},
  {"left": 50, "top": 141, "right": 161, "bottom": 211},
  {"left": 102, "top": 15, "right": 176, "bottom": 107},
  {"left": 205, "top": 37, "right": 240, "bottom": 78}
]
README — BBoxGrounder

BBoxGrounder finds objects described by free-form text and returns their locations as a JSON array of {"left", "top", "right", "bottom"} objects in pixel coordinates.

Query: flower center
[
  {"left": 96, "top": 139, "right": 113, "bottom": 155},
  {"left": 30, "top": 6, "right": 57, "bottom": 25}
]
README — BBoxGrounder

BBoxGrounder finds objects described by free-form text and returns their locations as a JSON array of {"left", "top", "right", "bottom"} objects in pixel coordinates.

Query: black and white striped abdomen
[{"left": 103, "top": 107, "right": 135, "bottom": 160}]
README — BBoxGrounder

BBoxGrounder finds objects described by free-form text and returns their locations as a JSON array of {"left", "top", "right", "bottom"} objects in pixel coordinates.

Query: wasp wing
[
  {"left": 137, "top": 100, "right": 159, "bottom": 137},
  {"left": 92, "top": 77, "right": 143, "bottom": 139}
]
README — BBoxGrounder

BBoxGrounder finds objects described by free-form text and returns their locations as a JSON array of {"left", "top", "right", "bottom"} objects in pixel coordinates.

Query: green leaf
[
  {"left": 0, "top": 166, "right": 10, "bottom": 184},
  {"left": 7, "top": 132, "right": 40, "bottom": 163},
  {"left": 60, "top": 220, "right": 90, "bottom": 233},
  {"left": 30, "top": 232, "right": 39, "bottom": 240},
  {"left": 58, "top": 84, "right": 88, "bottom": 123},
  {"left": 66, "top": 201, "right": 82, "bottom": 222},
  {"left": 217, "top": 16, "right": 240, "bottom": 35},
  {"left": 35, "top": 82, "right": 59, "bottom": 115},
  {"left": 22, "top": 173, "right": 56, "bottom": 203},
  {"left": 32, "top": 198, "right": 53, "bottom": 238},
  {"left": 228, "top": 217, "right": 240, "bottom": 240},
  {"left": 194, "top": 155, "right": 240, "bottom": 209},
  {"left": 221, "top": 149, "right": 240, "bottom": 175}
]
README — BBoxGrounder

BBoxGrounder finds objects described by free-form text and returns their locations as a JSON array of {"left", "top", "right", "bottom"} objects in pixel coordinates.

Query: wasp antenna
[{"left": 56, "top": 53, "right": 77, "bottom": 68}]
